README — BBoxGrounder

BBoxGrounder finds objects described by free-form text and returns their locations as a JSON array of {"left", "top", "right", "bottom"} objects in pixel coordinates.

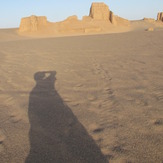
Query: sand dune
[{"left": 0, "top": 27, "right": 163, "bottom": 162}]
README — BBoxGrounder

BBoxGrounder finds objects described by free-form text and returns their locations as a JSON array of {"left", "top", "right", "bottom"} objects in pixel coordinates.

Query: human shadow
[{"left": 26, "top": 71, "right": 108, "bottom": 163}]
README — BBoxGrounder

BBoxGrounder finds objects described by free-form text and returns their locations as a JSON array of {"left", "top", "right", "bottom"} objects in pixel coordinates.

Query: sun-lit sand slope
[{"left": 0, "top": 28, "right": 163, "bottom": 163}]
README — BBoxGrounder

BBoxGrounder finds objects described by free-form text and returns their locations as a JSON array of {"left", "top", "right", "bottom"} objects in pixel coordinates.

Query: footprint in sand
[
  {"left": 0, "top": 130, "right": 6, "bottom": 145},
  {"left": 4, "top": 96, "right": 14, "bottom": 106},
  {"left": 105, "top": 88, "right": 114, "bottom": 95},
  {"left": 0, "top": 145, "right": 4, "bottom": 153},
  {"left": 10, "top": 112, "right": 23, "bottom": 123},
  {"left": 73, "top": 84, "right": 84, "bottom": 91},
  {"left": 75, "top": 83, "right": 84, "bottom": 87},
  {"left": 87, "top": 95, "right": 97, "bottom": 101},
  {"left": 93, "top": 127, "right": 104, "bottom": 134},
  {"left": 154, "top": 118, "right": 163, "bottom": 126},
  {"left": 0, "top": 87, "right": 3, "bottom": 92},
  {"left": 70, "top": 102, "right": 80, "bottom": 107},
  {"left": 89, "top": 123, "right": 104, "bottom": 134},
  {"left": 11, "top": 116, "right": 22, "bottom": 123}
]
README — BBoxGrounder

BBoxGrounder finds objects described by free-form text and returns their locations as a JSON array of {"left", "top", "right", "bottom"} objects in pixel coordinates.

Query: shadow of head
[
  {"left": 34, "top": 71, "right": 56, "bottom": 82},
  {"left": 34, "top": 71, "right": 56, "bottom": 81}
]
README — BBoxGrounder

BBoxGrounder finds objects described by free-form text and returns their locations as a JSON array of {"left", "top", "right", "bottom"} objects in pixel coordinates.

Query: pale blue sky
[{"left": 0, "top": 0, "right": 162, "bottom": 28}]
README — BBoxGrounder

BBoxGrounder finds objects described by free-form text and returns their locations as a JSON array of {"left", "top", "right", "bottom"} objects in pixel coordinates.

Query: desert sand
[
  {"left": 0, "top": 2, "right": 163, "bottom": 163},
  {"left": 0, "top": 28, "right": 163, "bottom": 163}
]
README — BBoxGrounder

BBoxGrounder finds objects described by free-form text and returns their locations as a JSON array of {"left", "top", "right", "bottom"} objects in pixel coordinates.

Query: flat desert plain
[{"left": 0, "top": 28, "right": 163, "bottom": 163}]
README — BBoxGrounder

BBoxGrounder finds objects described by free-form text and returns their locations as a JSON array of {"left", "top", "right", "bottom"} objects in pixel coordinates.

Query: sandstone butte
[
  {"left": 19, "top": 2, "right": 163, "bottom": 35},
  {"left": 19, "top": 2, "right": 130, "bottom": 34},
  {"left": 157, "top": 12, "right": 163, "bottom": 22}
]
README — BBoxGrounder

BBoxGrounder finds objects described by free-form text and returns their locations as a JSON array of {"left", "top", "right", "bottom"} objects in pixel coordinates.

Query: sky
[{"left": 0, "top": 0, "right": 162, "bottom": 28}]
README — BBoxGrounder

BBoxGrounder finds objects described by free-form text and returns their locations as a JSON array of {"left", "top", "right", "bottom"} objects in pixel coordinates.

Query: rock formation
[
  {"left": 89, "top": 2, "right": 116, "bottom": 24},
  {"left": 19, "top": 15, "right": 47, "bottom": 32},
  {"left": 146, "top": 27, "right": 154, "bottom": 31},
  {"left": 64, "top": 15, "right": 78, "bottom": 22},
  {"left": 82, "top": 16, "right": 92, "bottom": 22},
  {"left": 110, "top": 11, "right": 116, "bottom": 25},
  {"left": 89, "top": 3, "right": 110, "bottom": 21},
  {"left": 143, "top": 18, "right": 155, "bottom": 22},
  {"left": 157, "top": 12, "right": 163, "bottom": 21},
  {"left": 114, "top": 15, "right": 130, "bottom": 26},
  {"left": 89, "top": 3, "right": 129, "bottom": 25},
  {"left": 19, "top": 2, "right": 130, "bottom": 34}
]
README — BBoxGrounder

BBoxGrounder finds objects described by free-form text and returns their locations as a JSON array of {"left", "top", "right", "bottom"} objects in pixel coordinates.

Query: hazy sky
[{"left": 0, "top": 0, "right": 162, "bottom": 28}]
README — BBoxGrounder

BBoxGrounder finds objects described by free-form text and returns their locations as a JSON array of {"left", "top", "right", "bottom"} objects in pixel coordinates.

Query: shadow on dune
[{"left": 26, "top": 71, "right": 108, "bottom": 163}]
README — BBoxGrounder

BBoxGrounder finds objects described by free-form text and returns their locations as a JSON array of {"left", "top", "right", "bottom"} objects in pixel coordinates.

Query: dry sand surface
[{"left": 0, "top": 28, "right": 163, "bottom": 163}]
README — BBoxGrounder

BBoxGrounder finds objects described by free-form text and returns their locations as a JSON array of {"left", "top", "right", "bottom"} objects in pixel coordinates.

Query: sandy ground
[{"left": 0, "top": 28, "right": 163, "bottom": 163}]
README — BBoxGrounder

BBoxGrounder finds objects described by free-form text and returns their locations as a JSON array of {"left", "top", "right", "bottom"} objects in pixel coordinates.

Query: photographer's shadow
[{"left": 26, "top": 71, "right": 107, "bottom": 163}]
